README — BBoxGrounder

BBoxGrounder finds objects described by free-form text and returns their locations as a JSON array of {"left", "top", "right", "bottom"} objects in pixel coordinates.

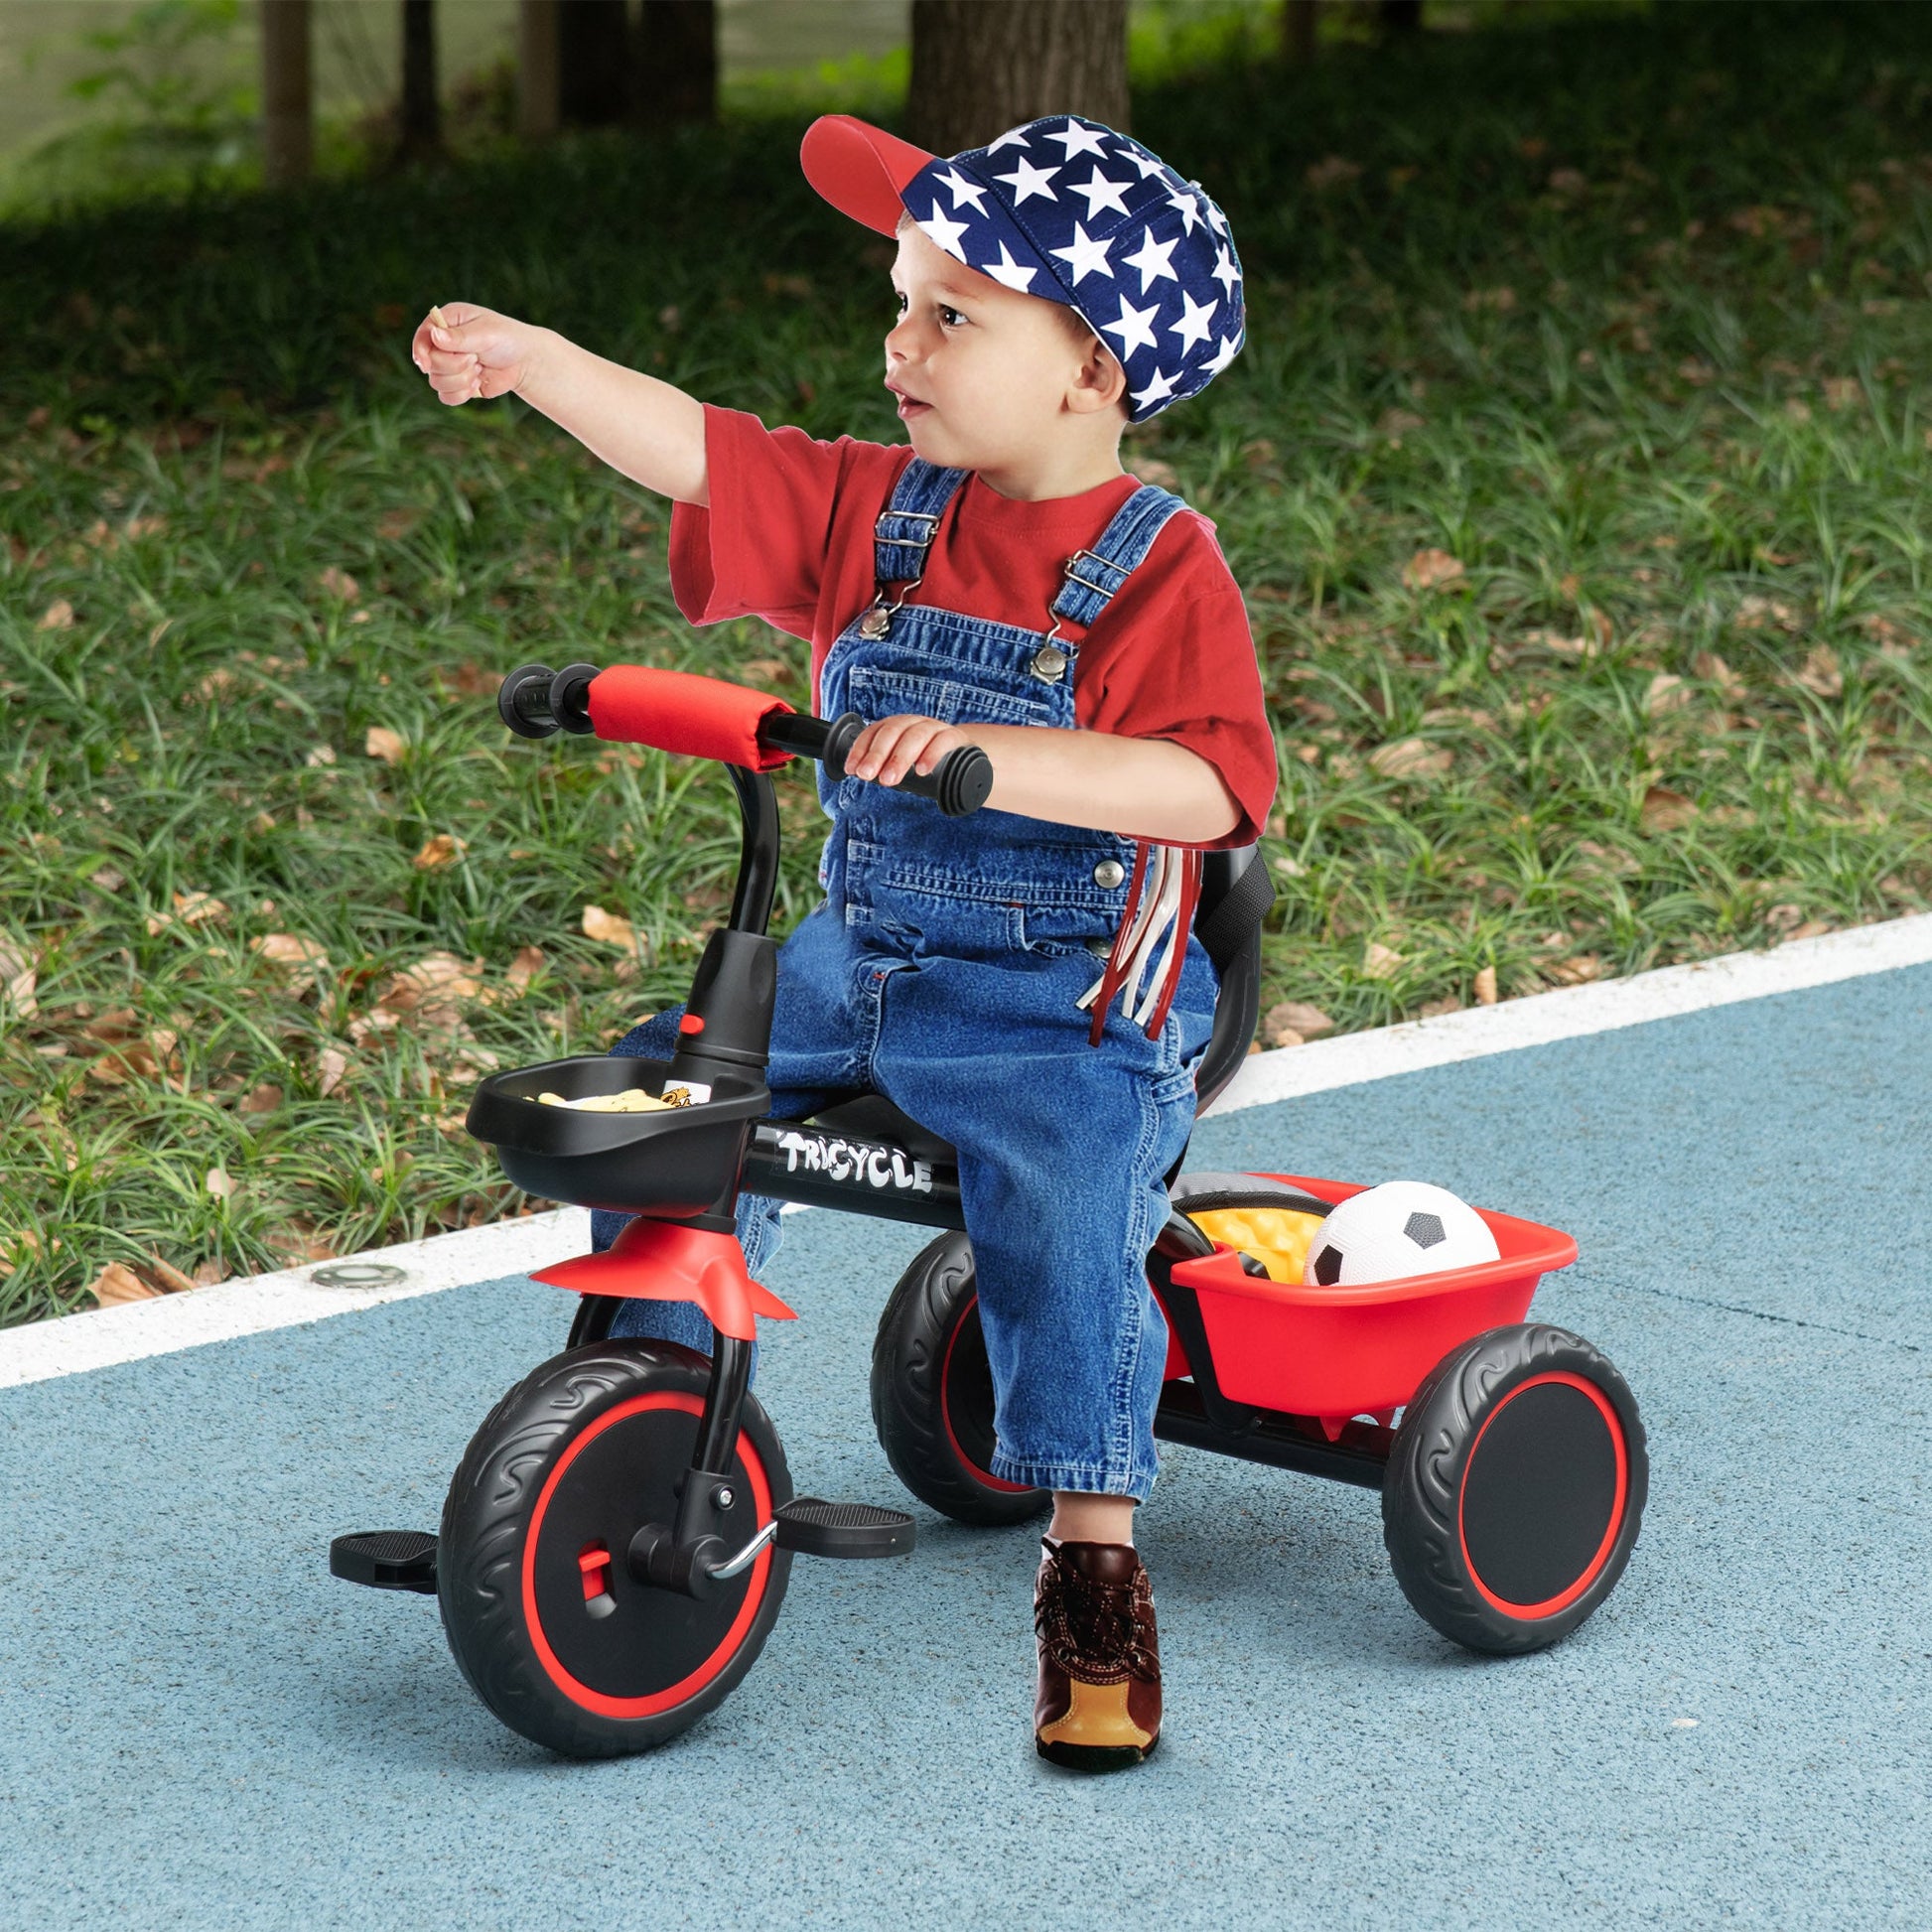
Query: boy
[{"left": 414, "top": 111, "right": 1275, "bottom": 1771}]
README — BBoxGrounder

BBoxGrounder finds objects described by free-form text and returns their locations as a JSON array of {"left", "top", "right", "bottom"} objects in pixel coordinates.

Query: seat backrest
[{"left": 1189, "top": 844, "right": 1271, "bottom": 1118}]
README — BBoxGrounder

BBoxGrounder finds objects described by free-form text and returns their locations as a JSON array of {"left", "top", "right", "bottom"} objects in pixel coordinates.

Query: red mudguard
[{"left": 532, "top": 1217, "right": 797, "bottom": 1342}]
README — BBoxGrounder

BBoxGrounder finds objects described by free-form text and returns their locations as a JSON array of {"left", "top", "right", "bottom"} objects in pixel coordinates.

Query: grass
[{"left": 5, "top": 1, "right": 1932, "bottom": 1321}]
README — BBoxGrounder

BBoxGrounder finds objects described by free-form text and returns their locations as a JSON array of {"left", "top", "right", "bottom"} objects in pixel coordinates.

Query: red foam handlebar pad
[{"left": 587, "top": 665, "right": 796, "bottom": 771}]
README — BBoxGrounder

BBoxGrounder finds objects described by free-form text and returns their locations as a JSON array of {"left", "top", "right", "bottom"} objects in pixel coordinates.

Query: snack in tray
[{"left": 535, "top": 1085, "right": 695, "bottom": 1114}]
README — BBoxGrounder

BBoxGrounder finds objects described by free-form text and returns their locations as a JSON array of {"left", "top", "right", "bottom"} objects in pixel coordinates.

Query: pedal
[
  {"left": 773, "top": 1497, "right": 916, "bottom": 1561},
  {"left": 330, "top": 1529, "right": 438, "bottom": 1594}
]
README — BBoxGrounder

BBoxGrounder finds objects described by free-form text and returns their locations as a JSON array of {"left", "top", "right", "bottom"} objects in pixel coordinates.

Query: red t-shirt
[{"left": 669, "top": 405, "right": 1277, "bottom": 849}]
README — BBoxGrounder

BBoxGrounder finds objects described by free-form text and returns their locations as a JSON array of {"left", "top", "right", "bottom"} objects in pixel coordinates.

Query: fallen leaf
[
  {"left": 1794, "top": 645, "right": 1843, "bottom": 697},
  {"left": 1643, "top": 672, "right": 1693, "bottom": 717},
  {"left": 306, "top": 743, "right": 338, "bottom": 767},
  {"left": 36, "top": 599, "right": 75, "bottom": 631},
  {"left": 1305, "top": 155, "right": 1362, "bottom": 192},
  {"left": 1403, "top": 548, "right": 1465, "bottom": 593},
  {"left": 317, "top": 566, "right": 360, "bottom": 602},
  {"left": 1462, "top": 286, "right": 1517, "bottom": 314},
  {"left": 317, "top": 1045, "right": 349, "bottom": 1096},
  {"left": 1263, "top": 1024, "right": 1305, "bottom": 1048},
  {"left": 1362, "top": 941, "right": 1405, "bottom": 980},
  {"left": 174, "top": 890, "right": 228, "bottom": 927},
  {"left": 1474, "top": 965, "right": 1499, "bottom": 1006},
  {"left": 1640, "top": 784, "right": 1697, "bottom": 831},
  {"left": 582, "top": 904, "right": 636, "bottom": 948},
  {"left": 90, "top": 1261, "right": 159, "bottom": 1307},
  {"left": 1788, "top": 919, "right": 1833, "bottom": 941},
  {"left": 1823, "top": 377, "right": 1860, "bottom": 412},
  {"left": 1547, "top": 954, "right": 1606, "bottom": 985},
  {"left": 1693, "top": 650, "right": 1742, "bottom": 692},
  {"left": 1370, "top": 737, "right": 1453, "bottom": 780},
  {"left": 364, "top": 725, "right": 407, "bottom": 764},
  {"left": 1376, "top": 408, "right": 1426, "bottom": 442},
  {"left": 0, "top": 937, "right": 37, "bottom": 1018},
  {"left": 445, "top": 661, "right": 497, "bottom": 696},
  {"left": 380, "top": 952, "right": 481, "bottom": 1012},
  {"left": 205, "top": 1167, "right": 237, "bottom": 1199},
  {"left": 146, "top": 1253, "right": 198, "bottom": 1294},
  {"left": 413, "top": 832, "right": 466, "bottom": 871},
  {"left": 238, "top": 1082, "right": 284, "bottom": 1115},
  {"left": 739, "top": 658, "right": 793, "bottom": 685},
  {"left": 506, "top": 945, "right": 545, "bottom": 991},
  {"left": 1267, "top": 1000, "right": 1336, "bottom": 1039},
  {"left": 192, "top": 1258, "right": 231, "bottom": 1287},
  {"left": 251, "top": 932, "right": 331, "bottom": 986}
]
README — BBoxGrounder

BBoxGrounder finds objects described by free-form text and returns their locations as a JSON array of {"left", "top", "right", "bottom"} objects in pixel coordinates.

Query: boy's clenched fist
[{"left": 410, "top": 302, "right": 541, "bottom": 405}]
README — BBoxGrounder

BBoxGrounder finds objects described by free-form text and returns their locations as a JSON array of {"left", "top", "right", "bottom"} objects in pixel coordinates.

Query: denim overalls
[{"left": 598, "top": 461, "right": 1219, "bottom": 1499}]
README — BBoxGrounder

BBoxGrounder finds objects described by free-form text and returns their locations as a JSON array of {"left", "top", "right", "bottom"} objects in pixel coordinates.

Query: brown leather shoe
[{"left": 1034, "top": 1538, "right": 1162, "bottom": 1772}]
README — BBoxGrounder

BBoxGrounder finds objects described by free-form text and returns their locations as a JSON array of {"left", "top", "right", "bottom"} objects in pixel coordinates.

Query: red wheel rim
[
  {"left": 1457, "top": 1370, "right": 1628, "bottom": 1619},
  {"left": 520, "top": 1390, "right": 775, "bottom": 1719},
  {"left": 939, "top": 1295, "right": 1032, "bottom": 1494}
]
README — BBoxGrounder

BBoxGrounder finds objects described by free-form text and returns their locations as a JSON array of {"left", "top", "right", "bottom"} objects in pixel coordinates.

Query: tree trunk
[
  {"left": 1284, "top": 0, "right": 1318, "bottom": 65},
  {"left": 260, "top": 0, "right": 313, "bottom": 186},
  {"left": 518, "top": 0, "right": 560, "bottom": 140},
  {"left": 907, "top": 0, "right": 1129, "bottom": 159},
  {"left": 634, "top": 0, "right": 717, "bottom": 129},
  {"left": 559, "top": 0, "right": 631, "bottom": 127},
  {"left": 399, "top": 0, "right": 440, "bottom": 161}
]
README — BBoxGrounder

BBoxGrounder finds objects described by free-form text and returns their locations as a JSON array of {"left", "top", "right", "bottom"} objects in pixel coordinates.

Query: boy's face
[{"left": 886, "top": 219, "right": 1115, "bottom": 482}]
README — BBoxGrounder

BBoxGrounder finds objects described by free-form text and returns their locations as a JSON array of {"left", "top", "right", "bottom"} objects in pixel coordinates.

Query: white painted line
[
  {"left": 4, "top": 911, "right": 1928, "bottom": 1390},
  {"left": 1200, "top": 908, "right": 1932, "bottom": 1115},
  {"left": 0, "top": 1208, "right": 590, "bottom": 1391}
]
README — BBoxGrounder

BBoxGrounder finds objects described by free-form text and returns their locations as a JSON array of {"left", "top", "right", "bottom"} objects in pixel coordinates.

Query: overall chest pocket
[{"left": 847, "top": 665, "right": 1056, "bottom": 731}]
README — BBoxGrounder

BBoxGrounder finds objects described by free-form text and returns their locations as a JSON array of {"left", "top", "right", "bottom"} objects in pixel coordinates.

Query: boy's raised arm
[{"left": 411, "top": 303, "right": 709, "bottom": 506}]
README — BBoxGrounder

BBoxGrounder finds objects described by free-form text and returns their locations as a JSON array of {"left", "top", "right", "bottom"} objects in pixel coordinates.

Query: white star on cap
[
  {"left": 1131, "top": 365, "right": 1181, "bottom": 412},
  {"left": 1122, "top": 226, "right": 1180, "bottom": 293},
  {"left": 994, "top": 154, "right": 1059, "bottom": 205},
  {"left": 1203, "top": 331, "right": 1242, "bottom": 377},
  {"left": 1205, "top": 200, "right": 1229, "bottom": 235},
  {"left": 917, "top": 204, "right": 971, "bottom": 259},
  {"left": 978, "top": 240, "right": 1038, "bottom": 292},
  {"left": 1166, "top": 187, "right": 1203, "bottom": 235},
  {"left": 934, "top": 166, "right": 988, "bottom": 214},
  {"left": 1168, "top": 289, "right": 1218, "bottom": 352},
  {"left": 1118, "top": 144, "right": 1168, "bottom": 181},
  {"left": 1044, "top": 118, "right": 1110, "bottom": 161},
  {"left": 1049, "top": 220, "right": 1114, "bottom": 284},
  {"left": 1101, "top": 294, "right": 1161, "bottom": 357},
  {"left": 1068, "top": 168, "right": 1132, "bottom": 219},
  {"left": 1211, "top": 246, "right": 1241, "bottom": 297},
  {"left": 984, "top": 126, "right": 1031, "bottom": 154}
]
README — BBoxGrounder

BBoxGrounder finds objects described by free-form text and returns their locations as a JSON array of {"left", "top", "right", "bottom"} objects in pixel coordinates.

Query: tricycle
[{"left": 332, "top": 660, "right": 1647, "bottom": 1758}]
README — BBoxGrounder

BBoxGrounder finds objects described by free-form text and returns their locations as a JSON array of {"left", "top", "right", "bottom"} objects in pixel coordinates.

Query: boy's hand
[
  {"left": 410, "top": 302, "right": 542, "bottom": 405},
  {"left": 846, "top": 714, "right": 972, "bottom": 786}
]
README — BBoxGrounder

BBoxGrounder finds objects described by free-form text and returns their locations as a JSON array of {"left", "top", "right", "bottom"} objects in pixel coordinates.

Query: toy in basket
[{"left": 330, "top": 662, "right": 1647, "bottom": 1759}]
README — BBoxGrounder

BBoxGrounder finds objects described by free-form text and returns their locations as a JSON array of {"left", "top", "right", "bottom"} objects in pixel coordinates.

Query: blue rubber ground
[{"left": 2, "top": 966, "right": 1928, "bottom": 1931}]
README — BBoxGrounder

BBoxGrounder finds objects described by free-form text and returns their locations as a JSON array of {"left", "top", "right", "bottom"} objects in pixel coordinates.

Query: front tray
[{"left": 467, "top": 1053, "right": 771, "bottom": 1215}]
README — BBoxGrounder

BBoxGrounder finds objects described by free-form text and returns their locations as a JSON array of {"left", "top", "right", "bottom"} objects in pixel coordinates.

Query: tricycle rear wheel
[
  {"left": 1382, "top": 1322, "right": 1646, "bottom": 1655},
  {"left": 871, "top": 1231, "right": 1050, "bottom": 1527}
]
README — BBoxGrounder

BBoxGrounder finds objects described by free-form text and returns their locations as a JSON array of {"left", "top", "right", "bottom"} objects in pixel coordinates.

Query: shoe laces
[{"left": 1036, "top": 1555, "right": 1161, "bottom": 1686}]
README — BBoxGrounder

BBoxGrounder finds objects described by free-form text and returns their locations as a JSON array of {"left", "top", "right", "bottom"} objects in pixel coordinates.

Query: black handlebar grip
[
  {"left": 817, "top": 712, "right": 991, "bottom": 817},
  {"left": 496, "top": 662, "right": 599, "bottom": 739}
]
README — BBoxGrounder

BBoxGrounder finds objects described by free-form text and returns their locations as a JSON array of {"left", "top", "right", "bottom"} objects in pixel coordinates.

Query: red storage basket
[{"left": 1167, "top": 1173, "right": 1578, "bottom": 1424}]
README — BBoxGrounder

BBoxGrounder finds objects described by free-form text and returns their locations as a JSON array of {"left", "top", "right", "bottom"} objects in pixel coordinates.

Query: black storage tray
[{"left": 467, "top": 1053, "right": 771, "bottom": 1216}]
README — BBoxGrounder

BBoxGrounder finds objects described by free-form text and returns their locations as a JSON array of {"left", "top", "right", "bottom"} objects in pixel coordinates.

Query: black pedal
[
  {"left": 773, "top": 1498, "right": 916, "bottom": 1561},
  {"left": 330, "top": 1529, "right": 438, "bottom": 1594}
]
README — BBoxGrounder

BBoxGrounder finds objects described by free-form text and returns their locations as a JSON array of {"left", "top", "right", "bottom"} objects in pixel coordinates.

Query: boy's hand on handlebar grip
[
  {"left": 410, "top": 302, "right": 538, "bottom": 406},
  {"left": 846, "top": 715, "right": 973, "bottom": 788}
]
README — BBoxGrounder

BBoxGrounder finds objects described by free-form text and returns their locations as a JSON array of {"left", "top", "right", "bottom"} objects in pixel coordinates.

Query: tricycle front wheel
[
  {"left": 1382, "top": 1322, "right": 1646, "bottom": 1655},
  {"left": 439, "top": 1340, "right": 792, "bottom": 1757}
]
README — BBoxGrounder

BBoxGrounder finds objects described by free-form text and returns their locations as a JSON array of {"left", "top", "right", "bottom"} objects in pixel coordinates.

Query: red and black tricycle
[{"left": 333, "top": 660, "right": 1647, "bottom": 1758}]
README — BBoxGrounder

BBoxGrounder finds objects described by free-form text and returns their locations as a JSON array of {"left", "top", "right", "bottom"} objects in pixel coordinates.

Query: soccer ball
[{"left": 1303, "top": 1180, "right": 1500, "bottom": 1287}]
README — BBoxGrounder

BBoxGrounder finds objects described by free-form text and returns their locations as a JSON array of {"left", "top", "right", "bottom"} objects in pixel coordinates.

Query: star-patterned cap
[{"left": 801, "top": 112, "right": 1244, "bottom": 422}]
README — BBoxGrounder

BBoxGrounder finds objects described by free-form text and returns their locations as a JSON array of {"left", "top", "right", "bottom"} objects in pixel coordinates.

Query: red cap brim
[{"left": 800, "top": 115, "right": 935, "bottom": 237}]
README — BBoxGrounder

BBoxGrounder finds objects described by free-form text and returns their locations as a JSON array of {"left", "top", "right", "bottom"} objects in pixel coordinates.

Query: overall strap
[
  {"left": 874, "top": 459, "right": 971, "bottom": 585},
  {"left": 1049, "top": 484, "right": 1188, "bottom": 631}
]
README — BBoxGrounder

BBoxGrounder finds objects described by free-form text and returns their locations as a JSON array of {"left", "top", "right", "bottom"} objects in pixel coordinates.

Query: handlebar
[{"left": 497, "top": 662, "right": 994, "bottom": 818}]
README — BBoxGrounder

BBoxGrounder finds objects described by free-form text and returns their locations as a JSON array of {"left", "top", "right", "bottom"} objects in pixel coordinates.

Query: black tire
[
  {"left": 438, "top": 1340, "right": 792, "bottom": 1757},
  {"left": 1382, "top": 1322, "right": 1647, "bottom": 1656},
  {"left": 870, "top": 1231, "right": 1051, "bottom": 1527}
]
